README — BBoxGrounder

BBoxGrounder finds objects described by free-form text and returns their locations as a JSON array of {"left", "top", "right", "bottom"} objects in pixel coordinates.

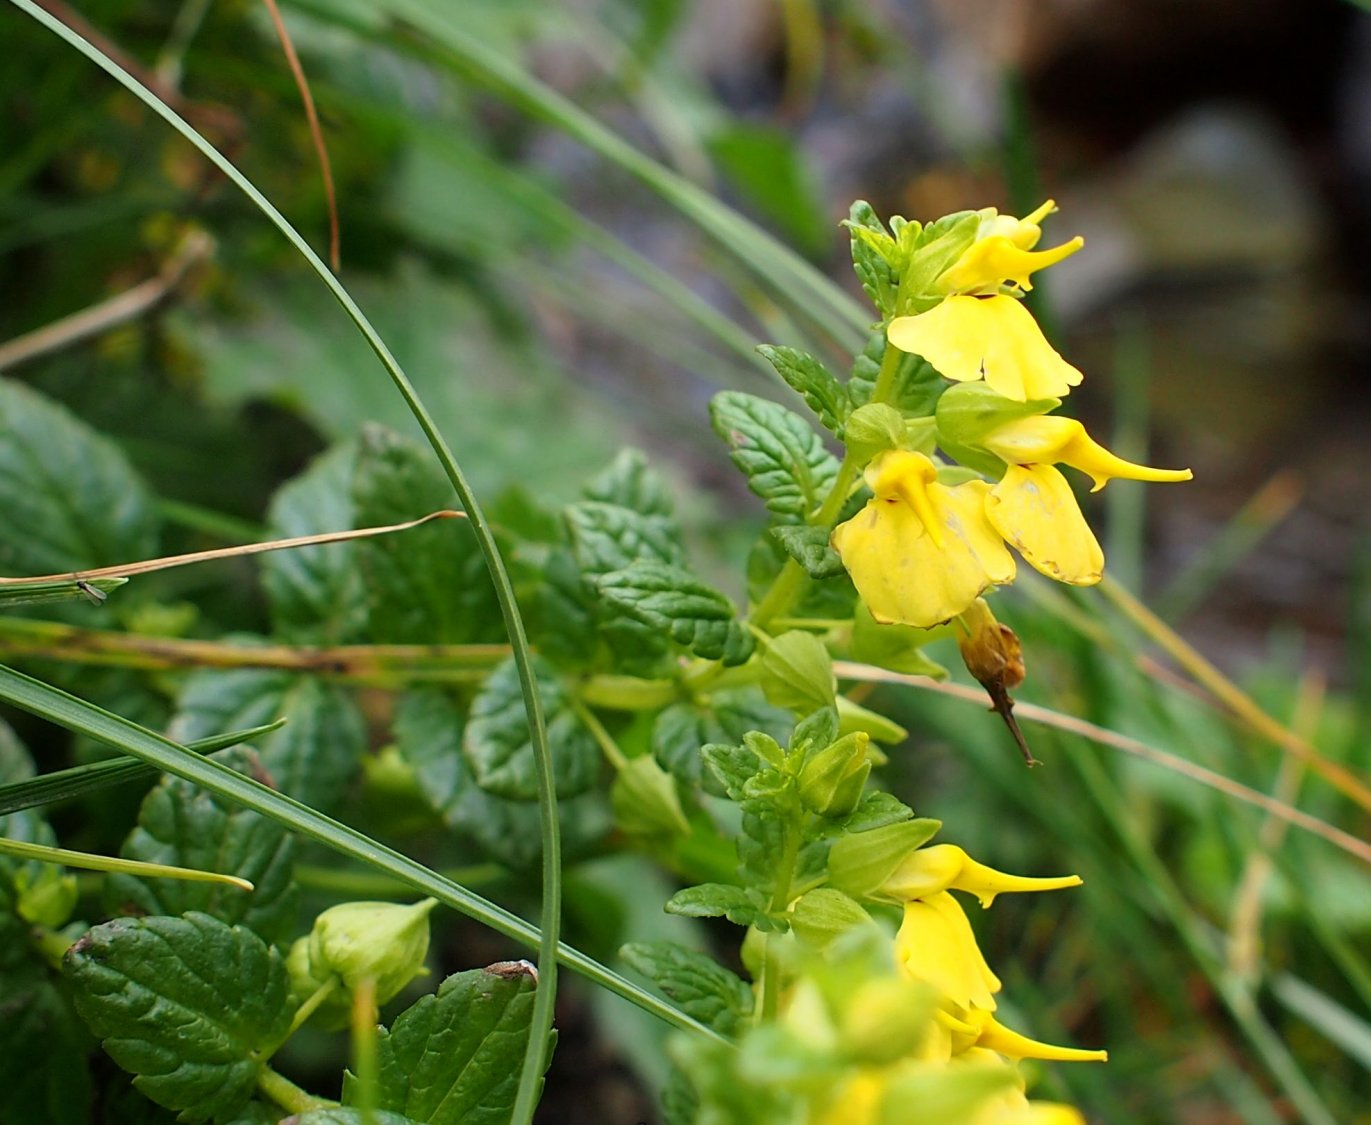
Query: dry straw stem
[
  {"left": 0, "top": 510, "right": 463, "bottom": 589},
  {"left": 831, "top": 660, "right": 1371, "bottom": 868}
]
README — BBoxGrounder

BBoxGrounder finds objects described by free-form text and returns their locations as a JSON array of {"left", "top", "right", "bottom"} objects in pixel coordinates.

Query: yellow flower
[
  {"left": 981, "top": 415, "right": 1193, "bottom": 492},
  {"left": 831, "top": 451, "right": 1016, "bottom": 629},
  {"left": 895, "top": 891, "right": 1002, "bottom": 1013},
  {"left": 986, "top": 464, "right": 1105, "bottom": 586},
  {"left": 965, "top": 1009, "right": 1108, "bottom": 1065},
  {"left": 936, "top": 201, "right": 1084, "bottom": 296},
  {"left": 887, "top": 296, "right": 1083, "bottom": 402}
]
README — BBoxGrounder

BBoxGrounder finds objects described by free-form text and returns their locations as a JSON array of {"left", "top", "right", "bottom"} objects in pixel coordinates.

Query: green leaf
[
  {"left": 344, "top": 964, "right": 544, "bottom": 1125},
  {"left": 709, "top": 391, "right": 840, "bottom": 522},
  {"left": 620, "top": 941, "right": 754, "bottom": 1036},
  {"left": 261, "top": 443, "right": 366, "bottom": 644},
  {"left": 352, "top": 425, "right": 501, "bottom": 644},
  {"left": 845, "top": 201, "right": 898, "bottom": 316},
  {"left": 582, "top": 448, "right": 677, "bottom": 520},
  {"left": 597, "top": 562, "right": 754, "bottom": 665},
  {"left": 565, "top": 501, "right": 683, "bottom": 576},
  {"left": 847, "top": 332, "right": 946, "bottom": 417},
  {"left": 394, "top": 689, "right": 608, "bottom": 869},
  {"left": 664, "top": 883, "right": 762, "bottom": 927},
  {"left": 0, "top": 721, "right": 76, "bottom": 929},
  {"left": 755, "top": 346, "right": 848, "bottom": 436},
  {"left": 464, "top": 656, "right": 600, "bottom": 800},
  {"left": 290, "top": 1112, "right": 418, "bottom": 1125},
  {"left": 103, "top": 747, "right": 297, "bottom": 944},
  {"left": 0, "top": 378, "right": 159, "bottom": 576},
  {"left": 651, "top": 689, "right": 790, "bottom": 790},
  {"left": 760, "top": 633, "right": 835, "bottom": 716},
  {"left": 700, "top": 740, "right": 764, "bottom": 802},
  {"left": 769, "top": 524, "right": 845, "bottom": 580},
  {"left": 842, "top": 791, "right": 915, "bottom": 834},
  {"left": 169, "top": 670, "right": 365, "bottom": 809},
  {"left": 64, "top": 912, "right": 293, "bottom": 1123}
]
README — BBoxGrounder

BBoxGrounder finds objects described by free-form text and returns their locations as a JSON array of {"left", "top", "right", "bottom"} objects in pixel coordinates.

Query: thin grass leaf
[{"left": 0, "top": 836, "right": 252, "bottom": 890}]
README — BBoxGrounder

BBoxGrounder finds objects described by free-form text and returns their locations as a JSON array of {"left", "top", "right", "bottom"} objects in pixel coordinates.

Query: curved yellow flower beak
[
  {"left": 936, "top": 236, "right": 1084, "bottom": 296},
  {"left": 982, "top": 416, "right": 1193, "bottom": 492},
  {"left": 831, "top": 451, "right": 1016, "bottom": 629},
  {"left": 887, "top": 297, "right": 1083, "bottom": 402},
  {"left": 883, "top": 844, "right": 1084, "bottom": 908},
  {"left": 965, "top": 1008, "right": 1109, "bottom": 1064},
  {"left": 986, "top": 465, "right": 1104, "bottom": 586},
  {"left": 895, "top": 891, "right": 1001, "bottom": 1012}
]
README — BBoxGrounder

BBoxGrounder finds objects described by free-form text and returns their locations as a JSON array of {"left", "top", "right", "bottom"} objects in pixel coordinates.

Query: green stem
[
  {"left": 571, "top": 700, "right": 628, "bottom": 771},
  {"left": 868, "top": 337, "right": 904, "bottom": 406},
  {"left": 578, "top": 674, "right": 679, "bottom": 712},
  {"left": 758, "top": 815, "right": 804, "bottom": 1023},
  {"left": 276, "top": 978, "right": 341, "bottom": 1048},
  {"left": 256, "top": 1065, "right": 334, "bottom": 1115}
]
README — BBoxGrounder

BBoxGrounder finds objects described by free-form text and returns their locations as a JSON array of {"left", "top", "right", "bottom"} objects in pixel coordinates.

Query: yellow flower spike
[
  {"left": 887, "top": 297, "right": 1084, "bottom": 402},
  {"left": 966, "top": 1008, "right": 1109, "bottom": 1064},
  {"left": 986, "top": 465, "right": 1105, "bottom": 586},
  {"left": 982, "top": 415, "right": 1194, "bottom": 492},
  {"left": 935, "top": 236, "right": 1085, "bottom": 296},
  {"left": 884, "top": 844, "right": 1084, "bottom": 908},
  {"left": 895, "top": 891, "right": 1001, "bottom": 1012},
  {"left": 832, "top": 452, "right": 1016, "bottom": 629}
]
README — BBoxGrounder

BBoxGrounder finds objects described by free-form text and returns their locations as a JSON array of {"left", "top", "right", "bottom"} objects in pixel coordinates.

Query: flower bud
[
  {"left": 760, "top": 630, "right": 835, "bottom": 715},
  {"left": 289, "top": 898, "right": 437, "bottom": 1027},
  {"left": 611, "top": 756, "right": 691, "bottom": 837},
  {"left": 798, "top": 731, "right": 871, "bottom": 817},
  {"left": 957, "top": 599, "right": 1025, "bottom": 696},
  {"left": 934, "top": 382, "right": 1059, "bottom": 448},
  {"left": 844, "top": 403, "right": 906, "bottom": 464}
]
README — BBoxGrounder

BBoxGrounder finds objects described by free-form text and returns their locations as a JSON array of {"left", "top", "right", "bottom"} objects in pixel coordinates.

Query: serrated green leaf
[
  {"left": 169, "top": 670, "right": 365, "bottom": 809},
  {"left": 701, "top": 741, "right": 763, "bottom": 801},
  {"left": 709, "top": 392, "right": 840, "bottom": 522},
  {"left": 565, "top": 501, "right": 683, "bottom": 576},
  {"left": 651, "top": 689, "right": 790, "bottom": 790},
  {"left": 343, "top": 964, "right": 544, "bottom": 1125},
  {"left": 352, "top": 425, "right": 501, "bottom": 644},
  {"left": 769, "top": 524, "right": 845, "bottom": 580},
  {"left": 597, "top": 562, "right": 754, "bottom": 666},
  {"left": 845, "top": 201, "right": 897, "bottom": 316},
  {"left": 103, "top": 747, "right": 297, "bottom": 944},
  {"left": 530, "top": 546, "right": 604, "bottom": 668},
  {"left": 620, "top": 941, "right": 754, "bottom": 1036},
  {"left": 0, "top": 378, "right": 159, "bottom": 577},
  {"left": 755, "top": 346, "right": 848, "bottom": 436},
  {"left": 664, "top": 883, "right": 760, "bottom": 926},
  {"left": 464, "top": 656, "right": 600, "bottom": 800},
  {"left": 395, "top": 688, "right": 608, "bottom": 869},
  {"left": 65, "top": 912, "right": 293, "bottom": 1123},
  {"left": 261, "top": 443, "right": 366, "bottom": 643},
  {"left": 746, "top": 530, "right": 856, "bottom": 623},
  {"left": 841, "top": 791, "right": 915, "bottom": 834},
  {"left": 582, "top": 448, "right": 677, "bottom": 520}
]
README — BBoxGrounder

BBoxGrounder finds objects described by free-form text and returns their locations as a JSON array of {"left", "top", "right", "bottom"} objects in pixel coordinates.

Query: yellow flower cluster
[
  {"left": 832, "top": 202, "right": 1191, "bottom": 629},
  {"left": 796, "top": 842, "right": 1103, "bottom": 1124}
]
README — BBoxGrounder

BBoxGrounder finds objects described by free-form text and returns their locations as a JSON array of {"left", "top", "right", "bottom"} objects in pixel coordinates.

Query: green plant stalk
[
  {"left": 758, "top": 812, "right": 804, "bottom": 1023},
  {"left": 294, "top": 862, "right": 505, "bottom": 898},
  {"left": 571, "top": 699, "right": 629, "bottom": 772},
  {"left": 8, "top": 6, "right": 562, "bottom": 1116},
  {"left": 257, "top": 1065, "right": 334, "bottom": 1115},
  {"left": 0, "top": 661, "right": 725, "bottom": 1048}
]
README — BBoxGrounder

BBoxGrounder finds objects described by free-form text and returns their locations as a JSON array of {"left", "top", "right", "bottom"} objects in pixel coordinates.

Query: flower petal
[
  {"left": 983, "top": 416, "right": 1193, "bottom": 492},
  {"left": 895, "top": 892, "right": 1001, "bottom": 1011},
  {"left": 986, "top": 465, "right": 1103, "bottom": 586},
  {"left": 888, "top": 297, "right": 1083, "bottom": 401}
]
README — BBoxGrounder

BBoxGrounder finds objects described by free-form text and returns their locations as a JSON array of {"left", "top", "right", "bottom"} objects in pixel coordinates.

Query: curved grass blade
[
  {"left": 0, "top": 836, "right": 253, "bottom": 891},
  {"left": 0, "top": 576, "right": 127, "bottom": 608},
  {"left": 0, "top": 718, "right": 287, "bottom": 816},
  {"left": 0, "top": 660, "right": 723, "bottom": 1047},
  {"left": 4, "top": 6, "right": 565, "bottom": 1118}
]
